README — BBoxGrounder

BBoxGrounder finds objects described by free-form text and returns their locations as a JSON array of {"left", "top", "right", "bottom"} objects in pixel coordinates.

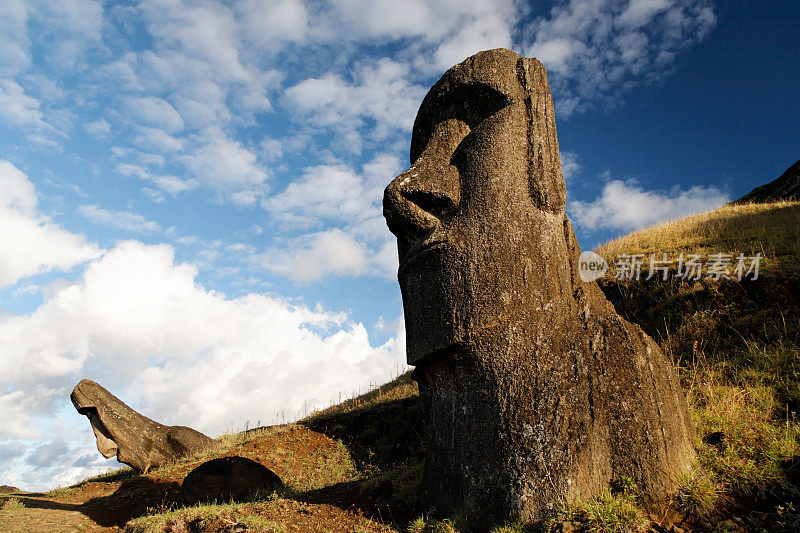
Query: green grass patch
[{"left": 125, "top": 500, "right": 284, "bottom": 532}]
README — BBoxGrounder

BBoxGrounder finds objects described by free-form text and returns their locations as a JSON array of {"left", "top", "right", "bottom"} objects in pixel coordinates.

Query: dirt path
[{"left": 1, "top": 484, "right": 123, "bottom": 532}]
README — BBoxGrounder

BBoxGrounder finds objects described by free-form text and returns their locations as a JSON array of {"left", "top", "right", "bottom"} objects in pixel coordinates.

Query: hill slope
[
  {"left": 733, "top": 159, "right": 800, "bottom": 204},
  {"left": 3, "top": 202, "right": 800, "bottom": 532},
  {"left": 595, "top": 201, "right": 800, "bottom": 530}
]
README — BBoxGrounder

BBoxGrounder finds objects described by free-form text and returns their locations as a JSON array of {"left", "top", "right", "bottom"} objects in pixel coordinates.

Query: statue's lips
[{"left": 399, "top": 239, "right": 446, "bottom": 275}]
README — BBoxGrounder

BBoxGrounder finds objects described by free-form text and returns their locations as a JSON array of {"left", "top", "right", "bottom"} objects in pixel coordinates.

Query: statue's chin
[
  {"left": 87, "top": 411, "right": 118, "bottom": 458},
  {"left": 93, "top": 426, "right": 118, "bottom": 458}
]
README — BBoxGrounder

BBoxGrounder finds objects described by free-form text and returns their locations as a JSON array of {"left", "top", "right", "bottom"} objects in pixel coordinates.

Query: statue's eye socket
[{"left": 411, "top": 83, "right": 509, "bottom": 163}]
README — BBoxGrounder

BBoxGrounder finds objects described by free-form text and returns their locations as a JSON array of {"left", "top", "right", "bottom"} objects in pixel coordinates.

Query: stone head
[
  {"left": 71, "top": 379, "right": 127, "bottom": 460},
  {"left": 383, "top": 48, "right": 572, "bottom": 364},
  {"left": 71, "top": 378, "right": 169, "bottom": 471},
  {"left": 72, "top": 379, "right": 214, "bottom": 473}
]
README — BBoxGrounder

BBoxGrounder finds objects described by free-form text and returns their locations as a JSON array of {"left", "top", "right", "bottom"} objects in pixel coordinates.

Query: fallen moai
[{"left": 71, "top": 379, "right": 214, "bottom": 473}]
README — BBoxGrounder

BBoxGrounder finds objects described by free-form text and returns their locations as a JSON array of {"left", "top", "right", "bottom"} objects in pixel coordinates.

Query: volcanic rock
[
  {"left": 180, "top": 456, "right": 282, "bottom": 505},
  {"left": 383, "top": 48, "right": 695, "bottom": 527},
  {"left": 71, "top": 379, "right": 214, "bottom": 473}
]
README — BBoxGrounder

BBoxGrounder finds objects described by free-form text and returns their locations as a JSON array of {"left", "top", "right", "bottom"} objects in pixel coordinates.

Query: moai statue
[
  {"left": 383, "top": 48, "right": 695, "bottom": 528},
  {"left": 72, "top": 379, "right": 214, "bottom": 473}
]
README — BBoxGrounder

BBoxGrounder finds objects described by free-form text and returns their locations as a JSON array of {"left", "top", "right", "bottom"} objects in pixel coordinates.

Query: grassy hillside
[
  {"left": 0, "top": 376, "right": 425, "bottom": 533},
  {"left": 2, "top": 201, "right": 800, "bottom": 532},
  {"left": 595, "top": 201, "right": 800, "bottom": 531}
]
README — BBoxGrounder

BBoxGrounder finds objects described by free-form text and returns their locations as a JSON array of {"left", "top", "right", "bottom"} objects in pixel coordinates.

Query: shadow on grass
[
  {"left": 300, "top": 395, "right": 424, "bottom": 470},
  {"left": 298, "top": 389, "right": 425, "bottom": 528},
  {"left": 9, "top": 476, "right": 179, "bottom": 528},
  {"left": 295, "top": 463, "right": 422, "bottom": 528},
  {"left": 79, "top": 477, "right": 181, "bottom": 528}
]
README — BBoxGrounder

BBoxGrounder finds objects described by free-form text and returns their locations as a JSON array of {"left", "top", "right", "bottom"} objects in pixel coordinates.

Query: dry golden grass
[
  {"left": 304, "top": 371, "right": 417, "bottom": 420},
  {"left": 596, "top": 201, "right": 800, "bottom": 273},
  {"left": 593, "top": 200, "right": 800, "bottom": 529}
]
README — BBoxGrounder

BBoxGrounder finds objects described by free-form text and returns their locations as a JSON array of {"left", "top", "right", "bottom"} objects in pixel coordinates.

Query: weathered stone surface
[
  {"left": 71, "top": 379, "right": 214, "bottom": 473},
  {"left": 383, "top": 48, "right": 695, "bottom": 527},
  {"left": 180, "top": 456, "right": 282, "bottom": 505},
  {"left": 732, "top": 159, "right": 800, "bottom": 204}
]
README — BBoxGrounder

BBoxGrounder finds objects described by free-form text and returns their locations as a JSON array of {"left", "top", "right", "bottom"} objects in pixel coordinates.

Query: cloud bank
[
  {"left": 0, "top": 163, "right": 406, "bottom": 490},
  {"left": 0, "top": 161, "right": 99, "bottom": 288},
  {"left": 569, "top": 178, "right": 730, "bottom": 231}
]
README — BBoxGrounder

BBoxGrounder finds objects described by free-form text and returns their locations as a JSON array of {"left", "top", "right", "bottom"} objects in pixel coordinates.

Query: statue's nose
[{"left": 383, "top": 152, "right": 462, "bottom": 240}]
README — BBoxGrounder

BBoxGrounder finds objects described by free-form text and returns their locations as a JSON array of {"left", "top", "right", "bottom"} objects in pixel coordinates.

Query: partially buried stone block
[
  {"left": 383, "top": 48, "right": 695, "bottom": 528},
  {"left": 181, "top": 457, "right": 283, "bottom": 506},
  {"left": 71, "top": 379, "right": 214, "bottom": 473}
]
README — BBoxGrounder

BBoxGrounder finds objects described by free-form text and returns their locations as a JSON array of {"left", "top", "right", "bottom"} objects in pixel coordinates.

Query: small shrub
[
  {"left": 408, "top": 515, "right": 427, "bottom": 533},
  {"left": 0, "top": 497, "right": 25, "bottom": 514},
  {"left": 491, "top": 517, "right": 530, "bottom": 532},
  {"left": 406, "top": 514, "right": 463, "bottom": 533},
  {"left": 548, "top": 481, "right": 647, "bottom": 533},
  {"left": 577, "top": 494, "right": 646, "bottom": 533},
  {"left": 676, "top": 470, "right": 720, "bottom": 518}
]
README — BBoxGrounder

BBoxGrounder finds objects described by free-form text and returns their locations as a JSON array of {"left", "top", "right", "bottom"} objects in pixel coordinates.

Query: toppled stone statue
[
  {"left": 383, "top": 48, "right": 695, "bottom": 527},
  {"left": 71, "top": 379, "right": 214, "bottom": 473}
]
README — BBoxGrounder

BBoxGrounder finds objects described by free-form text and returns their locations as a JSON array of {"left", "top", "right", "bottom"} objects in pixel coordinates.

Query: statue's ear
[{"left": 517, "top": 57, "right": 567, "bottom": 213}]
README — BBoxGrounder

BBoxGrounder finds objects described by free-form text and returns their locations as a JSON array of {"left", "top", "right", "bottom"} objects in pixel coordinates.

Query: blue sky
[{"left": 0, "top": 0, "right": 797, "bottom": 490}]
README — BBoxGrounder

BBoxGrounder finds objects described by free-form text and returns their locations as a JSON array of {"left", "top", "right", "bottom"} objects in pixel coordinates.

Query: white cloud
[
  {"left": 266, "top": 164, "right": 370, "bottom": 227},
  {"left": 90, "top": 1, "right": 282, "bottom": 205},
  {"left": 180, "top": 128, "right": 269, "bottom": 204},
  {"left": 560, "top": 151, "right": 582, "bottom": 183},
  {"left": 31, "top": 0, "right": 104, "bottom": 70},
  {"left": 526, "top": 37, "right": 586, "bottom": 73},
  {"left": 0, "top": 79, "right": 47, "bottom": 131},
  {"left": 619, "top": 0, "right": 672, "bottom": 28},
  {"left": 0, "top": 160, "right": 99, "bottom": 288},
  {"left": 430, "top": 13, "right": 514, "bottom": 70},
  {"left": 262, "top": 229, "right": 371, "bottom": 282},
  {"left": 29, "top": 440, "right": 69, "bottom": 467},
  {"left": 569, "top": 178, "right": 729, "bottom": 230},
  {"left": 323, "top": 0, "right": 517, "bottom": 71},
  {"left": 0, "top": 0, "right": 103, "bottom": 77},
  {"left": 284, "top": 58, "right": 426, "bottom": 150},
  {"left": 260, "top": 137, "right": 283, "bottom": 161},
  {"left": 263, "top": 154, "right": 401, "bottom": 281},
  {"left": 116, "top": 163, "right": 197, "bottom": 196},
  {"left": 0, "top": 0, "right": 31, "bottom": 76},
  {"left": 131, "top": 127, "right": 184, "bottom": 153},
  {"left": 78, "top": 205, "right": 162, "bottom": 234},
  {"left": 0, "top": 240, "right": 406, "bottom": 485},
  {"left": 140, "top": 0, "right": 248, "bottom": 82},
  {"left": 372, "top": 239, "right": 399, "bottom": 280},
  {"left": 13, "top": 283, "right": 39, "bottom": 296},
  {"left": 83, "top": 118, "right": 111, "bottom": 139},
  {"left": 236, "top": 0, "right": 310, "bottom": 48},
  {"left": 525, "top": 0, "right": 716, "bottom": 116},
  {"left": 124, "top": 97, "right": 185, "bottom": 134},
  {"left": 137, "top": 0, "right": 276, "bottom": 119}
]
